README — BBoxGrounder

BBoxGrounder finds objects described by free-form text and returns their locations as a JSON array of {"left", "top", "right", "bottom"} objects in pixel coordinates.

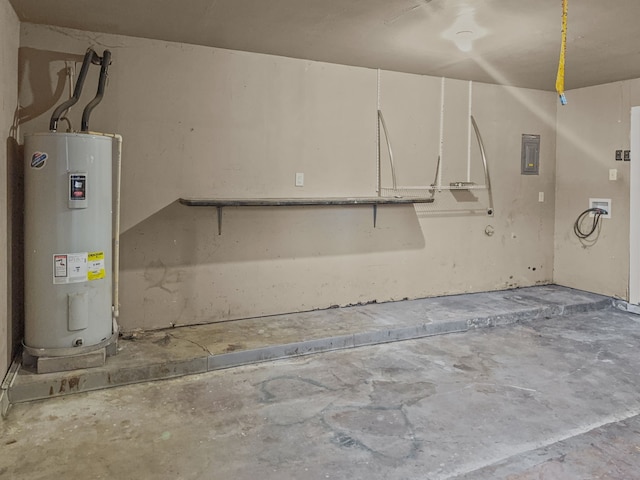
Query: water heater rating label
[
  {"left": 87, "top": 251, "right": 106, "bottom": 281},
  {"left": 53, "top": 251, "right": 105, "bottom": 284}
]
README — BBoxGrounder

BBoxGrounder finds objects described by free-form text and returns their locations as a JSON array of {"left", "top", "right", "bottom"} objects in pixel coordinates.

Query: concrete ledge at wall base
[
  {"left": 11, "top": 322, "right": 475, "bottom": 405},
  {"left": 207, "top": 300, "right": 613, "bottom": 372},
  {"left": 613, "top": 299, "right": 640, "bottom": 316},
  {"left": 7, "top": 357, "right": 210, "bottom": 406},
  {"left": 1, "top": 358, "right": 21, "bottom": 419},
  {"left": 0, "top": 390, "right": 7, "bottom": 418},
  {"left": 467, "top": 299, "right": 615, "bottom": 329},
  {"left": 207, "top": 320, "right": 472, "bottom": 371},
  {"left": 4, "top": 286, "right": 615, "bottom": 410}
]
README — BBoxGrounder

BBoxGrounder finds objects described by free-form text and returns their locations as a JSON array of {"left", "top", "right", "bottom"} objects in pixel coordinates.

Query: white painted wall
[
  {"left": 554, "top": 80, "right": 640, "bottom": 299},
  {"left": 1, "top": 0, "right": 19, "bottom": 377},
  {"left": 18, "top": 24, "right": 557, "bottom": 332}
]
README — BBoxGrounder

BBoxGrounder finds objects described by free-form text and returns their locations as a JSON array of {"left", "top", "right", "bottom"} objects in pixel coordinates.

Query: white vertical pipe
[
  {"left": 90, "top": 131, "right": 122, "bottom": 323},
  {"left": 467, "top": 81, "right": 473, "bottom": 182},
  {"left": 438, "top": 77, "right": 445, "bottom": 189},
  {"left": 112, "top": 134, "right": 122, "bottom": 321},
  {"left": 376, "top": 68, "right": 381, "bottom": 194}
]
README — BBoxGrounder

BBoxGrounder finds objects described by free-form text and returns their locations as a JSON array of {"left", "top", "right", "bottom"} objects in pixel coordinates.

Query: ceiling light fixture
[
  {"left": 442, "top": 11, "right": 487, "bottom": 53},
  {"left": 455, "top": 30, "right": 475, "bottom": 52}
]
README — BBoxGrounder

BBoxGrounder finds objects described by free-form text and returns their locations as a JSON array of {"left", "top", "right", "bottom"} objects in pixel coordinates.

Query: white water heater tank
[{"left": 24, "top": 132, "right": 113, "bottom": 351}]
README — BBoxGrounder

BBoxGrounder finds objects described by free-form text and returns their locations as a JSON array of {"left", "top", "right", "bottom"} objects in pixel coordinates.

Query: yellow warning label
[{"left": 87, "top": 251, "right": 106, "bottom": 281}]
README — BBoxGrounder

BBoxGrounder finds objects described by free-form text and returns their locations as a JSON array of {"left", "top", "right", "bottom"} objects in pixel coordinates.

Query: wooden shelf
[{"left": 179, "top": 196, "right": 434, "bottom": 234}]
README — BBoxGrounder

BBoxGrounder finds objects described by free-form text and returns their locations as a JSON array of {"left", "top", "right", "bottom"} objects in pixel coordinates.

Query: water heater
[
  {"left": 22, "top": 47, "right": 118, "bottom": 370},
  {"left": 22, "top": 48, "right": 122, "bottom": 373},
  {"left": 24, "top": 132, "right": 114, "bottom": 351}
]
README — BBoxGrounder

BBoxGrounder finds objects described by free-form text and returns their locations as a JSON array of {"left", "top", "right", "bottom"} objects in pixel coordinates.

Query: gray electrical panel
[{"left": 521, "top": 134, "right": 540, "bottom": 175}]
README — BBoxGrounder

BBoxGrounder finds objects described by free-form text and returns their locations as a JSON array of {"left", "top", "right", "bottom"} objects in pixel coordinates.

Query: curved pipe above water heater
[
  {"left": 81, "top": 50, "right": 112, "bottom": 132},
  {"left": 49, "top": 48, "right": 112, "bottom": 132},
  {"left": 49, "top": 48, "right": 97, "bottom": 131}
]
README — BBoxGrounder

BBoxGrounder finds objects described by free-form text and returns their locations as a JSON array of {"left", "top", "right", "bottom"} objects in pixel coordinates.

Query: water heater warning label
[
  {"left": 53, "top": 251, "right": 104, "bottom": 284},
  {"left": 53, "top": 255, "right": 68, "bottom": 278}
]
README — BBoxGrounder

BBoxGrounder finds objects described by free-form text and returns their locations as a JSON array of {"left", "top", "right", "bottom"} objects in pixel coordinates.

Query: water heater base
[{"left": 22, "top": 335, "right": 118, "bottom": 374}]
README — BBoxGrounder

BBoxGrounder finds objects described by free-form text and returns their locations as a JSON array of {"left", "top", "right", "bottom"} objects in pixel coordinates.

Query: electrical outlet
[
  {"left": 609, "top": 169, "right": 618, "bottom": 181},
  {"left": 615, "top": 150, "right": 623, "bottom": 161},
  {"left": 295, "top": 172, "right": 304, "bottom": 187},
  {"left": 624, "top": 150, "right": 631, "bottom": 161}
]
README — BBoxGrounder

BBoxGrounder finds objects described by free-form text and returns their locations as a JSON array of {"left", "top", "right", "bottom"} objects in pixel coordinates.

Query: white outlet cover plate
[{"left": 589, "top": 198, "right": 611, "bottom": 218}]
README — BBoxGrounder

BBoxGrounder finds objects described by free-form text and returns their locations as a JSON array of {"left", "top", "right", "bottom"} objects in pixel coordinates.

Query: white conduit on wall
[
  {"left": 113, "top": 134, "right": 122, "bottom": 325},
  {"left": 437, "top": 77, "right": 445, "bottom": 190},
  {"left": 88, "top": 131, "right": 122, "bottom": 333},
  {"left": 376, "top": 68, "right": 381, "bottom": 194},
  {"left": 467, "top": 81, "right": 473, "bottom": 183}
]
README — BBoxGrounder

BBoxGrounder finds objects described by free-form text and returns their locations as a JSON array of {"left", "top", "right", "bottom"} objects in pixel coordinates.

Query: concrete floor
[
  {"left": 6, "top": 285, "right": 612, "bottom": 405},
  {"left": 2, "top": 302, "right": 640, "bottom": 479}
]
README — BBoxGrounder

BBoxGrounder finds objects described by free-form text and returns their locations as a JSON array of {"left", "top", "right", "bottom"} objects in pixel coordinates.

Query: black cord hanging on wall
[{"left": 573, "top": 208, "right": 607, "bottom": 239}]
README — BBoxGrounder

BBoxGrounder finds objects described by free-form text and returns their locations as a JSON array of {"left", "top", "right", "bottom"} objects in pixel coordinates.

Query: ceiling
[{"left": 9, "top": 0, "right": 640, "bottom": 91}]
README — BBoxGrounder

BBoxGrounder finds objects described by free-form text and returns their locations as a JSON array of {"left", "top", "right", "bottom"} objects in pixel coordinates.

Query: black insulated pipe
[
  {"left": 81, "top": 49, "right": 111, "bottom": 132},
  {"left": 49, "top": 48, "right": 100, "bottom": 132}
]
